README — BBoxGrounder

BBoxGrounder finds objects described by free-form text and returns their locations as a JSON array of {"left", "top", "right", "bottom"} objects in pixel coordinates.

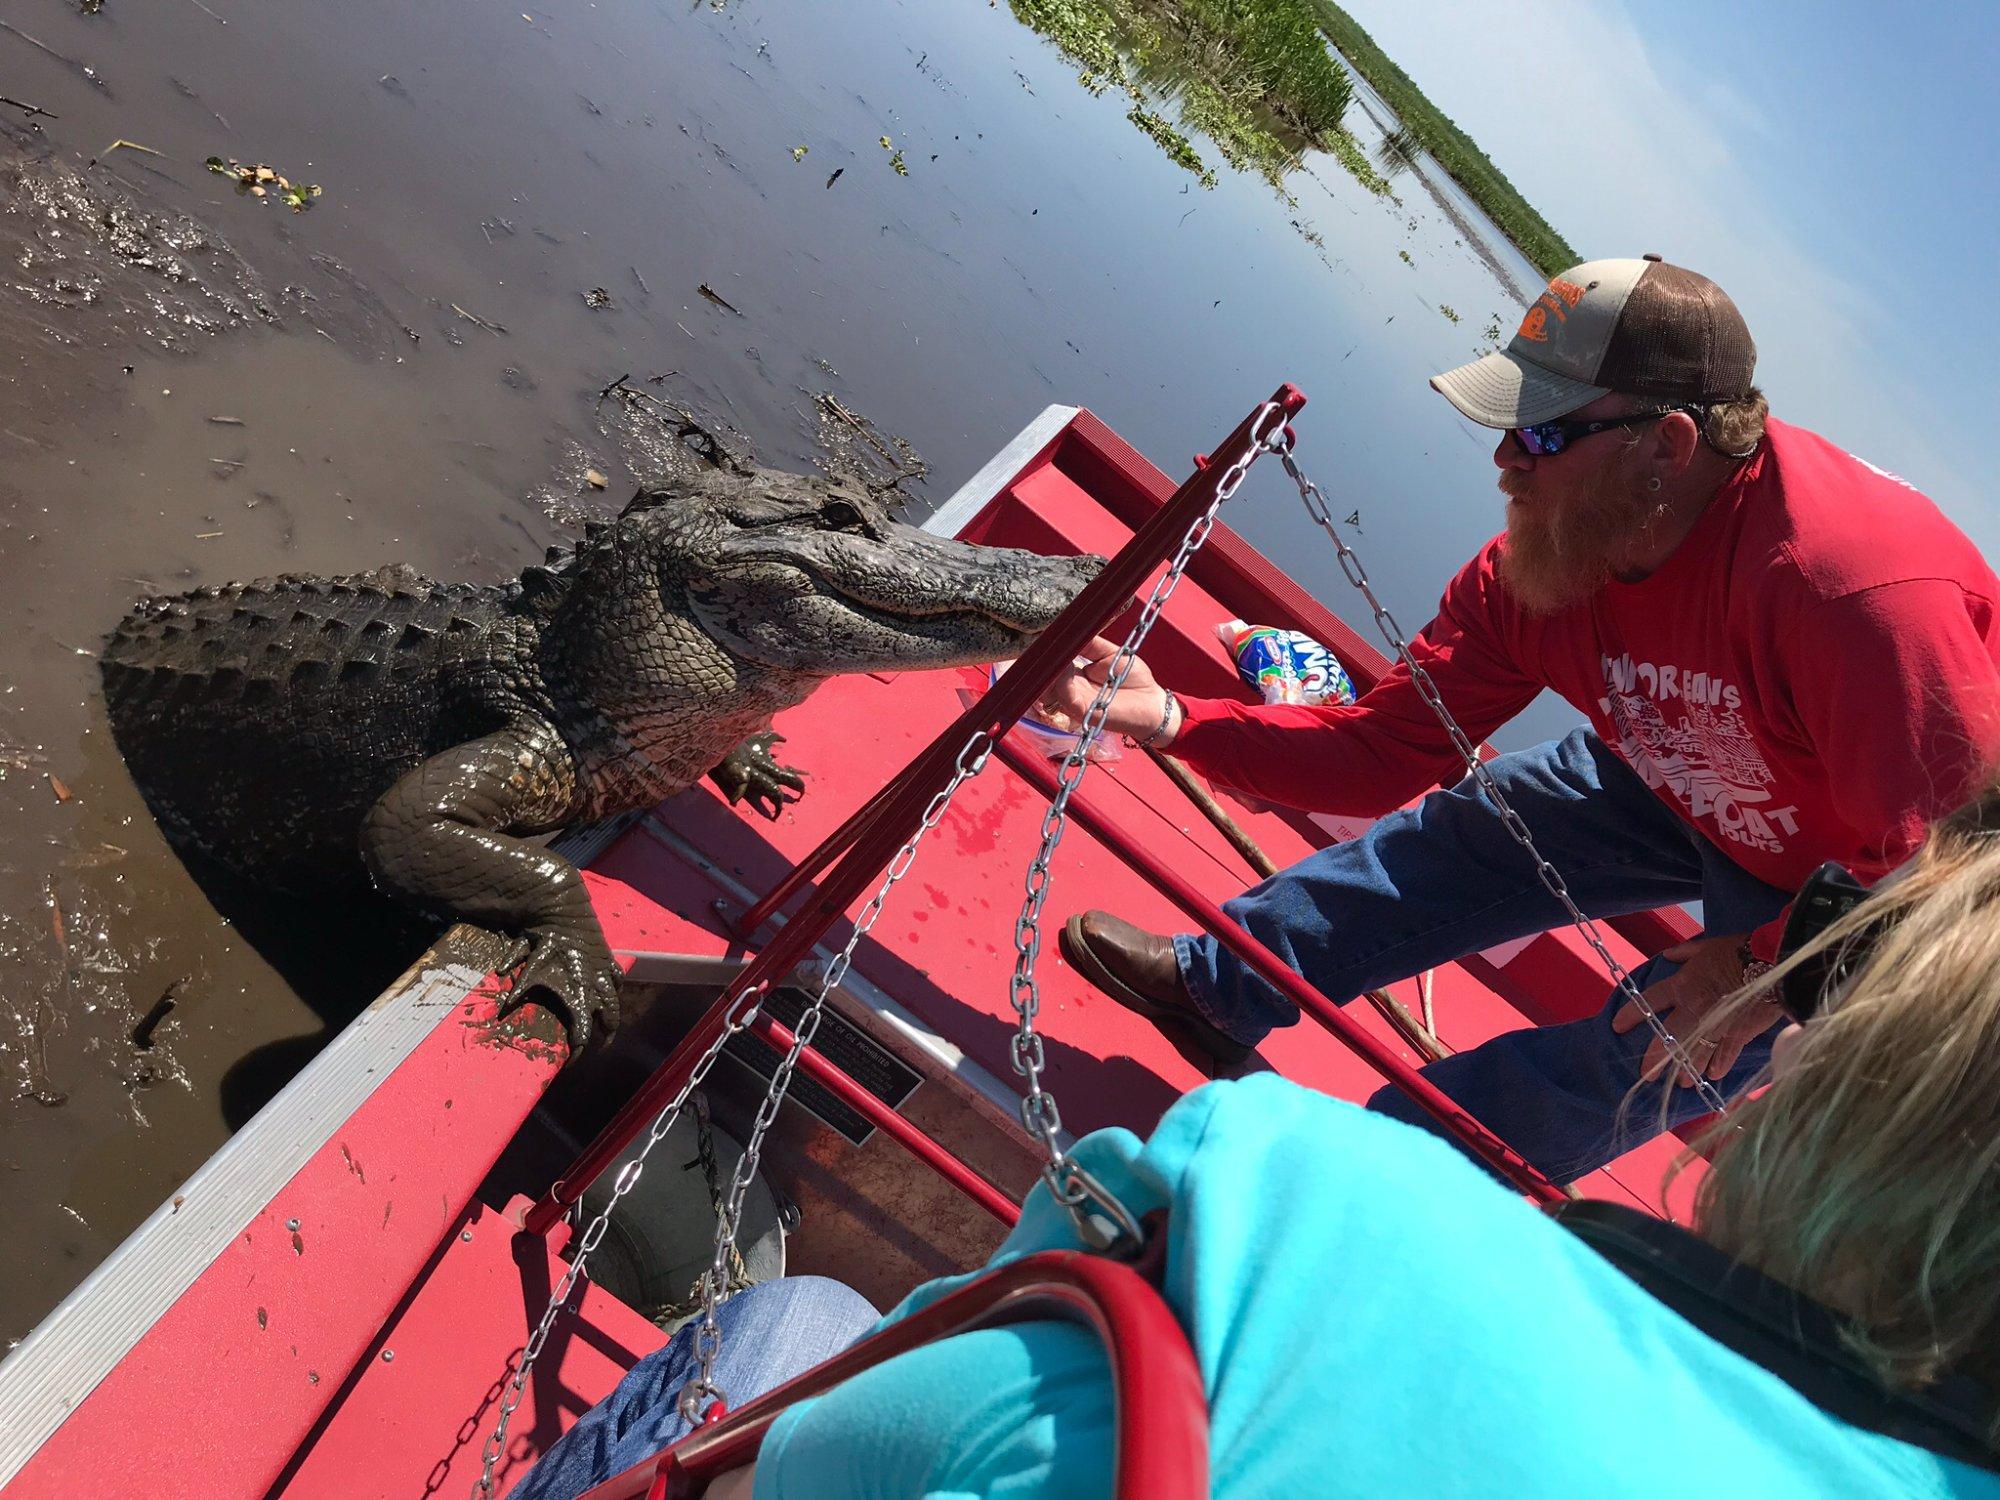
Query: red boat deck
[{"left": 0, "top": 398, "right": 1703, "bottom": 1497}]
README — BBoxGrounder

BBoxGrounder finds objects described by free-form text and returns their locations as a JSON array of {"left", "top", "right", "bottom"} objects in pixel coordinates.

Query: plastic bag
[
  {"left": 1215, "top": 619, "right": 1355, "bottom": 707},
  {"left": 956, "top": 661, "right": 1122, "bottom": 762}
]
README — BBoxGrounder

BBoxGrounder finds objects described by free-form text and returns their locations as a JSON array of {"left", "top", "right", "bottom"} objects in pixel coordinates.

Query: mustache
[{"left": 1497, "top": 469, "right": 1531, "bottom": 499}]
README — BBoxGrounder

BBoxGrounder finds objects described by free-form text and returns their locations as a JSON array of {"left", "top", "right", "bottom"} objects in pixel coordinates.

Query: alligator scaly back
[{"left": 102, "top": 564, "right": 523, "bottom": 888}]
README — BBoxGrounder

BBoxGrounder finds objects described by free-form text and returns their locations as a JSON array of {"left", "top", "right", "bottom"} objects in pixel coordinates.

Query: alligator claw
[
  {"left": 710, "top": 732, "right": 807, "bottom": 821},
  {"left": 504, "top": 924, "right": 622, "bottom": 1055}
]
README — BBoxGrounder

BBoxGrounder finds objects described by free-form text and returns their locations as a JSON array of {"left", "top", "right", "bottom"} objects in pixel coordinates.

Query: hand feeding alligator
[{"left": 102, "top": 466, "right": 1102, "bottom": 1051}]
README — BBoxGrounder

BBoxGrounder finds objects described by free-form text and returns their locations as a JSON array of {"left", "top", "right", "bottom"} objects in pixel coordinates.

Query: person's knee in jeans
[{"left": 514, "top": 1275, "right": 880, "bottom": 1500}]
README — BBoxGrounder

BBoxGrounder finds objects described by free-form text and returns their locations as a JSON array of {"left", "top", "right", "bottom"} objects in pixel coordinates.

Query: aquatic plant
[
  {"left": 1308, "top": 1, "right": 1577, "bottom": 275},
  {"left": 1008, "top": 0, "right": 1387, "bottom": 197}
]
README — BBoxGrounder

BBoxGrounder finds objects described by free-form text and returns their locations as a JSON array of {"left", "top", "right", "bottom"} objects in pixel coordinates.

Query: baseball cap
[{"left": 1430, "top": 255, "right": 1756, "bottom": 428}]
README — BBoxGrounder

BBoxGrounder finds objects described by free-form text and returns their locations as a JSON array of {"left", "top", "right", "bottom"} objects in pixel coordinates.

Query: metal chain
[
  {"left": 1009, "top": 401, "right": 1291, "bottom": 1250},
  {"left": 641, "top": 1093, "right": 753, "bottom": 1328},
  {"left": 1271, "top": 433, "right": 1730, "bottom": 1116},
  {"left": 675, "top": 728, "right": 997, "bottom": 1423},
  {"left": 477, "top": 403, "right": 1284, "bottom": 1483},
  {"left": 473, "top": 978, "right": 775, "bottom": 1495}
]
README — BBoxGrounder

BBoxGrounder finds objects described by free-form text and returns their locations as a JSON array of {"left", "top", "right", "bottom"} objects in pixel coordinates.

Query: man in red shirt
[{"left": 1047, "top": 256, "right": 2000, "bottom": 1183}]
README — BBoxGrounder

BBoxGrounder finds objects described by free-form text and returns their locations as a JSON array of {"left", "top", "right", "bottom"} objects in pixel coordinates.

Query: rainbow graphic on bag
[{"left": 1216, "top": 619, "right": 1355, "bottom": 707}]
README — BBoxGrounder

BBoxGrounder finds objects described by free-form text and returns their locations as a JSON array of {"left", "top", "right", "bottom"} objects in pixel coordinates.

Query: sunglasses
[
  {"left": 1509, "top": 406, "right": 1702, "bottom": 457},
  {"left": 1772, "top": 860, "right": 1888, "bottom": 1022}
]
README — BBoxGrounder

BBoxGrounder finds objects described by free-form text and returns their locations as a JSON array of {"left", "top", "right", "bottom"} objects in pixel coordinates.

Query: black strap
[{"left": 1556, "top": 1200, "right": 1998, "bottom": 1472}]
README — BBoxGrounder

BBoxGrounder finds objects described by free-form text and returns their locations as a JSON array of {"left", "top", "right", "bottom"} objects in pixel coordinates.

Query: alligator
[{"left": 103, "top": 465, "right": 1102, "bottom": 1050}]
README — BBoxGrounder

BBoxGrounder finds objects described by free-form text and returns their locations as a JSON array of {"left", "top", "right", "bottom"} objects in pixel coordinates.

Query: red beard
[{"left": 1497, "top": 468, "right": 1656, "bottom": 616}]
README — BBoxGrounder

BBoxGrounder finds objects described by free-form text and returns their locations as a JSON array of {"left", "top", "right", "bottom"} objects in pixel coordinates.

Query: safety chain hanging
[
  {"left": 474, "top": 398, "right": 1295, "bottom": 1491},
  {"left": 474, "top": 963, "right": 781, "bottom": 1495},
  {"left": 675, "top": 729, "right": 998, "bottom": 1421},
  {"left": 1006, "top": 401, "right": 1289, "bottom": 1251},
  {"left": 1268, "top": 429, "right": 1730, "bottom": 1117}
]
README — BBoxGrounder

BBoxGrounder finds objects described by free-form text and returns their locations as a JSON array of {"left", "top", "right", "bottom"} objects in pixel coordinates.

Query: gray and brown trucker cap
[{"left": 1430, "top": 255, "right": 1756, "bottom": 427}]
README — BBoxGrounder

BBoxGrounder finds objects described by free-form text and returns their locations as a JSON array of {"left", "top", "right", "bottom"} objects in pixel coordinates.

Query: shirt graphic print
[{"left": 1596, "top": 652, "right": 1798, "bottom": 855}]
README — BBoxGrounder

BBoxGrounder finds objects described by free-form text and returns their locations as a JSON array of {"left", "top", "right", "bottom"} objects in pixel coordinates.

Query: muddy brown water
[{"left": 0, "top": 0, "right": 1556, "bottom": 1344}]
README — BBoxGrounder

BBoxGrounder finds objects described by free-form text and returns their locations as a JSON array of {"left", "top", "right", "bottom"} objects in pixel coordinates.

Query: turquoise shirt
[{"left": 755, "top": 1075, "right": 1995, "bottom": 1498}]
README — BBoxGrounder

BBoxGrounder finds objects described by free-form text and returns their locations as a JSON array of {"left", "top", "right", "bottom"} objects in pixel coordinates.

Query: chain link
[
  {"left": 1009, "top": 402, "right": 1290, "bottom": 1245},
  {"left": 675, "top": 729, "right": 996, "bottom": 1422},
  {"left": 477, "top": 403, "right": 1286, "bottom": 1485},
  {"left": 640, "top": 1093, "right": 754, "bottom": 1328},
  {"left": 1270, "top": 433, "right": 1730, "bottom": 1116},
  {"left": 472, "top": 975, "right": 775, "bottom": 1495}
]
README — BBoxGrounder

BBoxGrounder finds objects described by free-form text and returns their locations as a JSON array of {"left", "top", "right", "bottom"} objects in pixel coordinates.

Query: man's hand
[
  {"left": 1610, "top": 932, "right": 1783, "bottom": 1089},
  {"left": 1035, "top": 635, "right": 1173, "bottom": 744}
]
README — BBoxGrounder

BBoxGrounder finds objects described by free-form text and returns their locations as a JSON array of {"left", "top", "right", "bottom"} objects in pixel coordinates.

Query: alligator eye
[{"left": 821, "top": 499, "right": 865, "bottom": 530}]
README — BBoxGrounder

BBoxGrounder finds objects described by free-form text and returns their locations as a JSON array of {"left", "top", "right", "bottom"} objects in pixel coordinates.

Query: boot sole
[{"left": 1059, "top": 915, "right": 1253, "bottom": 1067}]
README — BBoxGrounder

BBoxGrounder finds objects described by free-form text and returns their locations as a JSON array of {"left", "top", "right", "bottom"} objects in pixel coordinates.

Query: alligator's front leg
[
  {"left": 360, "top": 724, "right": 619, "bottom": 1051},
  {"left": 707, "top": 731, "right": 806, "bottom": 820}
]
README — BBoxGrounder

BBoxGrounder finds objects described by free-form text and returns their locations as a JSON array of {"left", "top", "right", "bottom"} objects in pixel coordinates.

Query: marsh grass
[
  {"left": 1010, "top": 0, "right": 1389, "bottom": 195},
  {"left": 1309, "top": 0, "right": 1578, "bottom": 275}
]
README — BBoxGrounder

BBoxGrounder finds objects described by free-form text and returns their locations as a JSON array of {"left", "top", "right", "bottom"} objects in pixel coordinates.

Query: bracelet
[
  {"left": 1737, "top": 940, "right": 1774, "bottom": 986},
  {"left": 1136, "top": 691, "right": 1180, "bottom": 750}
]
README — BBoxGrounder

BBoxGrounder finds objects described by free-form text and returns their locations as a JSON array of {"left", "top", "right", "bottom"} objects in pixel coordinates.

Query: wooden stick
[{"left": 1145, "top": 747, "right": 1452, "bottom": 1063}]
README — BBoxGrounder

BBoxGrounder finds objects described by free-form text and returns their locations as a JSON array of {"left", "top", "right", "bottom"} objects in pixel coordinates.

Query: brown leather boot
[{"left": 1060, "top": 911, "right": 1252, "bottom": 1067}]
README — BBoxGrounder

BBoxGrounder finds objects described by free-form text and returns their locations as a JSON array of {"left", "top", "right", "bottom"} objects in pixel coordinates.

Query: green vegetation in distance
[
  {"left": 1308, "top": 0, "right": 1579, "bottom": 276},
  {"left": 1009, "top": 0, "right": 1389, "bottom": 195}
]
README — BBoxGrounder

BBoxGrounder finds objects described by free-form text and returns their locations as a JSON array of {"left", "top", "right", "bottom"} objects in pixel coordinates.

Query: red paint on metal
[
  {"left": 748, "top": 1011, "right": 1020, "bottom": 1226},
  {"left": 12, "top": 394, "right": 1716, "bottom": 1492},
  {"left": 273, "top": 1200, "right": 665, "bottom": 1499},
  {"left": 993, "top": 738, "right": 1568, "bottom": 1206},
  {"left": 10, "top": 969, "right": 564, "bottom": 1499},
  {"left": 576, "top": 1251, "right": 1206, "bottom": 1500},
  {"left": 540, "top": 390, "right": 1307, "bottom": 1229}
]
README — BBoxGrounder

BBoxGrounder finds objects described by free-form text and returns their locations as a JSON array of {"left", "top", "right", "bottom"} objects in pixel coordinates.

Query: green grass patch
[
  {"left": 1307, "top": 0, "right": 1577, "bottom": 275},
  {"left": 1009, "top": 0, "right": 1388, "bottom": 196}
]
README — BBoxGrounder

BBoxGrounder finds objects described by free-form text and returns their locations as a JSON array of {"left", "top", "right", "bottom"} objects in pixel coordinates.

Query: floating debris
[
  {"left": 791, "top": 145, "right": 808, "bottom": 162},
  {"left": 103, "top": 139, "right": 163, "bottom": 159},
  {"left": 888, "top": 149, "right": 908, "bottom": 177},
  {"left": 0, "top": 93, "right": 58, "bottom": 123},
  {"left": 696, "top": 283, "right": 740, "bottom": 315},
  {"left": 207, "top": 414, "right": 245, "bottom": 426},
  {"left": 205, "top": 156, "right": 322, "bottom": 212},
  {"left": 131, "top": 977, "right": 187, "bottom": 1050},
  {"left": 824, "top": 168, "right": 843, "bottom": 189},
  {"left": 47, "top": 773, "right": 73, "bottom": 804},
  {"left": 449, "top": 302, "right": 507, "bottom": 334},
  {"left": 0, "top": 20, "right": 109, "bottom": 92},
  {"left": 584, "top": 468, "right": 607, "bottom": 489},
  {"left": 582, "top": 286, "right": 612, "bottom": 309}
]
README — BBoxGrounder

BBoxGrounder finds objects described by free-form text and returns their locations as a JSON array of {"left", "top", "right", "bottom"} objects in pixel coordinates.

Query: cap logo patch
[{"left": 1516, "top": 277, "right": 1586, "bottom": 344}]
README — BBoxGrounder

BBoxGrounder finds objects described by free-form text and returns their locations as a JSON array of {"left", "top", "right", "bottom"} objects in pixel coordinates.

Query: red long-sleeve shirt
[{"left": 1171, "top": 419, "right": 2000, "bottom": 960}]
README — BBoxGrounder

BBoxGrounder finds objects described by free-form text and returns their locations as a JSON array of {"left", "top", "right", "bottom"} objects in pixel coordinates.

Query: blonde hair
[{"left": 1673, "top": 790, "right": 2000, "bottom": 1421}]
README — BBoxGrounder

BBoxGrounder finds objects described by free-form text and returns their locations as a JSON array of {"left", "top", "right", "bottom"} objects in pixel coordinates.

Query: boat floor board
[
  {"left": 273, "top": 1199, "right": 665, "bottom": 1500},
  {"left": 1, "top": 931, "right": 564, "bottom": 1498}
]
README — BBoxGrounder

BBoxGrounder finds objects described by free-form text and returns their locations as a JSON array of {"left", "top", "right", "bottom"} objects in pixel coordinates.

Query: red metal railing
[
  {"left": 524, "top": 386, "right": 1310, "bottom": 1236},
  {"left": 989, "top": 739, "right": 1564, "bottom": 1203},
  {"left": 572, "top": 1251, "right": 1208, "bottom": 1500},
  {"left": 527, "top": 384, "right": 1567, "bottom": 1239}
]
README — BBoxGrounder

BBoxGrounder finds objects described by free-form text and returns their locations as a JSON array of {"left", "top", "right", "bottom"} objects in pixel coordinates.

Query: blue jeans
[
  {"left": 1175, "top": 729, "right": 1791, "bottom": 1185},
  {"left": 512, "top": 1276, "right": 881, "bottom": 1500}
]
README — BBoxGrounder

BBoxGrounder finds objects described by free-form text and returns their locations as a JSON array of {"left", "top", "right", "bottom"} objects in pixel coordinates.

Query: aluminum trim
[
  {"left": 918, "top": 405, "right": 1078, "bottom": 540},
  {"left": 0, "top": 938, "right": 494, "bottom": 1486}
]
